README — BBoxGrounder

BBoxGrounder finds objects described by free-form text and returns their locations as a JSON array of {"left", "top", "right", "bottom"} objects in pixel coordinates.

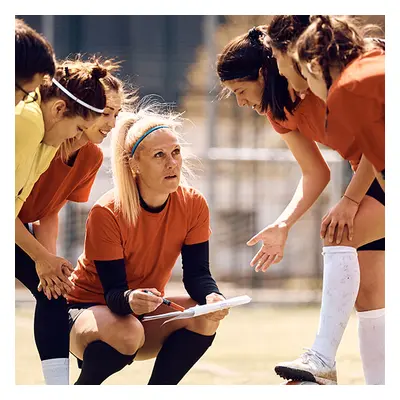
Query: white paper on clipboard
[{"left": 141, "top": 295, "right": 252, "bottom": 322}]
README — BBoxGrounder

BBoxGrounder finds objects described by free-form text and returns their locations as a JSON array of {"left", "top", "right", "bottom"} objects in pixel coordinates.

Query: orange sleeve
[
  {"left": 84, "top": 205, "right": 124, "bottom": 260},
  {"left": 184, "top": 193, "right": 211, "bottom": 245},
  {"left": 68, "top": 152, "right": 103, "bottom": 202},
  {"left": 265, "top": 110, "right": 296, "bottom": 134}
]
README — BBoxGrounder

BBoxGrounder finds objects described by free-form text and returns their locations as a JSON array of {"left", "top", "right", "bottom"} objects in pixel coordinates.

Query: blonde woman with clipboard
[{"left": 66, "top": 105, "right": 229, "bottom": 385}]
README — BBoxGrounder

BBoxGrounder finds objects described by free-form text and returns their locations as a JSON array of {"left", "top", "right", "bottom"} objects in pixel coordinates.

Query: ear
[
  {"left": 129, "top": 157, "right": 140, "bottom": 174},
  {"left": 51, "top": 100, "right": 67, "bottom": 120},
  {"left": 306, "top": 60, "right": 323, "bottom": 77}
]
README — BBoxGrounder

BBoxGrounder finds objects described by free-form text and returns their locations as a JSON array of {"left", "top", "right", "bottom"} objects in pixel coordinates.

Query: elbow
[
  {"left": 303, "top": 164, "right": 331, "bottom": 188},
  {"left": 321, "top": 166, "right": 331, "bottom": 187}
]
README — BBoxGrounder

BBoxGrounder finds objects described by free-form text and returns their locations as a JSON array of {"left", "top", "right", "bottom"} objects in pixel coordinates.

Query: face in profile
[
  {"left": 84, "top": 91, "right": 122, "bottom": 144},
  {"left": 299, "top": 61, "right": 329, "bottom": 102},
  {"left": 133, "top": 128, "right": 183, "bottom": 196},
  {"left": 272, "top": 48, "right": 309, "bottom": 94},
  {"left": 42, "top": 99, "right": 98, "bottom": 147},
  {"left": 223, "top": 72, "right": 265, "bottom": 115}
]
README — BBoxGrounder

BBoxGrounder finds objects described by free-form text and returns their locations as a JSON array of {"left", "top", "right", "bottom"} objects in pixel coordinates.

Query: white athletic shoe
[{"left": 275, "top": 348, "right": 337, "bottom": 385}]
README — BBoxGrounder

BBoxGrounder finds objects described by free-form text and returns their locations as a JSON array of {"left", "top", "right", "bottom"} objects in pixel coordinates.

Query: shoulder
[
  {"left": 175, "top": 185, "right": 208, "bottom": 205},
  {"left": 91, "top": 190, "right": 116, "bottom": 216},
  {"left": 266, "top": 107, "right": 297, "bottom": 133},
  {"left": 172, "top": 186, "right": 209, "bottom": 217},
  {"left": 331, "top": 50, "right": 385, "bottom": 101},
  {"left": 15, "top": 100, "right": 44, "bottom": 139},
  {"left": 80, "top": 142, "right": 104, "bottom": 168}
]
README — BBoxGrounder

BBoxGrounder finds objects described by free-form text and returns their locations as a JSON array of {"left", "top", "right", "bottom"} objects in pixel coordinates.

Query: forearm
[
  {"left": 344, "top": 155, "right": 376, "bottom": 203},
  {"left": 181, "top": 241, "right": 223, "bottom": 305},
  {"left": 32, "top": 213, "right": 59, "bottom": 254},
  {"left": 15, "top": 217, "right": 49, "bottom": 262},
  {"left": 275, "top": 171, "right": 330, "bottom": 229},
  {"left": 94, "top": 259, "right": 134, "bottom": 316}
]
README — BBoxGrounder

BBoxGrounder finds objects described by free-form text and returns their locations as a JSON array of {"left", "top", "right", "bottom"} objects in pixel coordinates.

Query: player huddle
[{"left": 15, "top": 15, "right": 385, "bottom": 385}]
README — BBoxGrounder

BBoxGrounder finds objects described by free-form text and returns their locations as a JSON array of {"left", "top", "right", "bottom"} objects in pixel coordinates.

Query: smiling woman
[
  {"left": 217, "top": 26, "right": 296, "bottom": 121},
  {"left": 64, "top": 105, "right": 229, "bottom": 385},
  {"left": 217, "top": 18, "right": 385, "bottom": 386},
  {"left": 15, "top": 56, "right": 124, "bottom": 385}
]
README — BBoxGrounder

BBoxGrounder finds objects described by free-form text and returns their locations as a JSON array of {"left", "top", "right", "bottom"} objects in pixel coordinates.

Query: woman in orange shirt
[
  {"left": 16, "top": 57, "right": 124, "bottom": 385},
  {"left": 268, "top": 15, "right": 385, "bottom": 385},
  {"left": 217, "top": 18, "right": 384, "bottom": 385},
  {"left": 66, "top": 107, "right": 228, "bottom": 385}
]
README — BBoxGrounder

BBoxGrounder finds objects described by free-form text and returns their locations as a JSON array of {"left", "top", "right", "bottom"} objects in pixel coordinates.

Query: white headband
[{"left": 51, "top": 78, "right": 104, "bottom": 114}]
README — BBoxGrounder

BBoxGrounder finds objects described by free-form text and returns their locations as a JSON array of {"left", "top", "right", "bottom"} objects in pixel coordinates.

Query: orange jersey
[
  {"left": 327, "top": 49, "right": 385, "bottom": 172},
  {"left": 19, "top": 142, "right": 103, "bottom": 223},
  {"left": 67, "top": 185, "right": 211, "bottom": 304},
  {"left": 266, "top": 91, "right": 362, "bottom": 170}
]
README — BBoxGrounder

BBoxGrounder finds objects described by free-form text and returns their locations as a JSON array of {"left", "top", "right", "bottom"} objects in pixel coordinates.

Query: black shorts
[
  {"left": 67, "top": 302, "right": 101, "bottom": 333},
  {"left": 357, "top": 178, "right": 385, "bottom": 252}
]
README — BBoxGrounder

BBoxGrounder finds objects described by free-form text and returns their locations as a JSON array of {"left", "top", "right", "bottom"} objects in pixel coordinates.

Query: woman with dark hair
[
  {"left": 217, "top": 20, "right": 384, "bottom": 385},
  {"left": 15, "top": 18, "right": 56, "bottom": 105},
  {"left": 285, "top": 15, "right": 385, "bottom": 384}
]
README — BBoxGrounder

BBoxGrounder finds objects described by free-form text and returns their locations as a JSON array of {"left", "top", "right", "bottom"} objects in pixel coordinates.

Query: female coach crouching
[{"left": 66, "top": 106, "right": 228, "bottom": 385}]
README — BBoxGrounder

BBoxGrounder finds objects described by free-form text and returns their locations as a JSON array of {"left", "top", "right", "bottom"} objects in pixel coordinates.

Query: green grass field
[{"left": 15, "top": 303, "right": 364, "bottom": 385}]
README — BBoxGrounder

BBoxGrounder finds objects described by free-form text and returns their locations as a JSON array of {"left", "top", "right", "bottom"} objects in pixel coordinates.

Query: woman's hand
[
  {"left": 204, "top": 293, "right": 229, "bottom": 322},
  {"left": 35, "top": 253, "right": 75, "bottom": 300},
  {"left": 246, "top": 222, "right": 289, "bottom": 272},
  {"left": 320, "top": 196, "right": 360, "bottom": 244},
  {"left": 128, "top": 288, "right": 163, "bottom": 315}
]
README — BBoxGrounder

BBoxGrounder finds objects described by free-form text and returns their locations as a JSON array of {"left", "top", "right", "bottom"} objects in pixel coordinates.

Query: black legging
[{"left": 15, "top": 239, "right": 69, "bottom": 361}]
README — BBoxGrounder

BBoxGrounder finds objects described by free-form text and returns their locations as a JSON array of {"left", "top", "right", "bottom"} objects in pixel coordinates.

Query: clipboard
[{"left": 142, "top": 295, "right": 252, "bottom": 322}]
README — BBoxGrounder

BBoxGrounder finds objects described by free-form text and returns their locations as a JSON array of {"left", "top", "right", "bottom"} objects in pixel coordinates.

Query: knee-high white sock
[
  {"left": 357, "top": 308, "right": 385, "bottom": 385},
  {"left": 311, "top": 246, "right": 360, "bottom": 366},
  {"left": 41, "top": 358, "right": 69, "bottom": 385}
]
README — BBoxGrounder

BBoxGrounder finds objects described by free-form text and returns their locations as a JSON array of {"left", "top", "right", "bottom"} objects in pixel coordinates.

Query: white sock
[
  {"left": 357, "top": 308, "right": 385, "bottom": 385},
  {"left": 311, "top": 246, "right": 360, "bottom": 366},
  {"left": 41, "top": 358, "right": 69, "bottom": 385}
]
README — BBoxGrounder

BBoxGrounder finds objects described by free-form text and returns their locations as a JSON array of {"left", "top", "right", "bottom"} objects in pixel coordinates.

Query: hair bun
[
  {"left": 91, "top": 65, "right": 108, "bottom": 80},
  {"left": 248, "top": 26, "right": 263, "bottom": 46}
]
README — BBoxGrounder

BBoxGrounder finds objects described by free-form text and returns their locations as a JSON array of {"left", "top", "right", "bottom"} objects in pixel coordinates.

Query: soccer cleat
[{"left": 275, "top": 349, "right": 337, "bottom": 385}]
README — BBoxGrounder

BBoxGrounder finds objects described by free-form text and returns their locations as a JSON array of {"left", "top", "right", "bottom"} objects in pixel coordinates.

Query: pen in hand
[{"left": 143, "top": 290, "right": 185, "bottom": 312}]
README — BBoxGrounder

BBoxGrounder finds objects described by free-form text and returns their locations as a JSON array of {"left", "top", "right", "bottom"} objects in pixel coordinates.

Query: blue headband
[{"left": 130, "top": 125, "right": 169, "bottom": 157}]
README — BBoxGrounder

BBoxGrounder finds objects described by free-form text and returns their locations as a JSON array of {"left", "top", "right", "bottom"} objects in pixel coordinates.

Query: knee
[
  {"left": 73, "top": 322, "right": 100, "bottom": 351},
  {"left": 108, "top": 317, "right": 145, "bottom": 355},
  {"left": 355, "top": 283, "right": 385, "bottom": 312},
  {"left": 188, "top": 315, "right": 220, "bottom": 336},
  {"left": 323, "top": 236, "right": 358, "bottom": 248}
]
